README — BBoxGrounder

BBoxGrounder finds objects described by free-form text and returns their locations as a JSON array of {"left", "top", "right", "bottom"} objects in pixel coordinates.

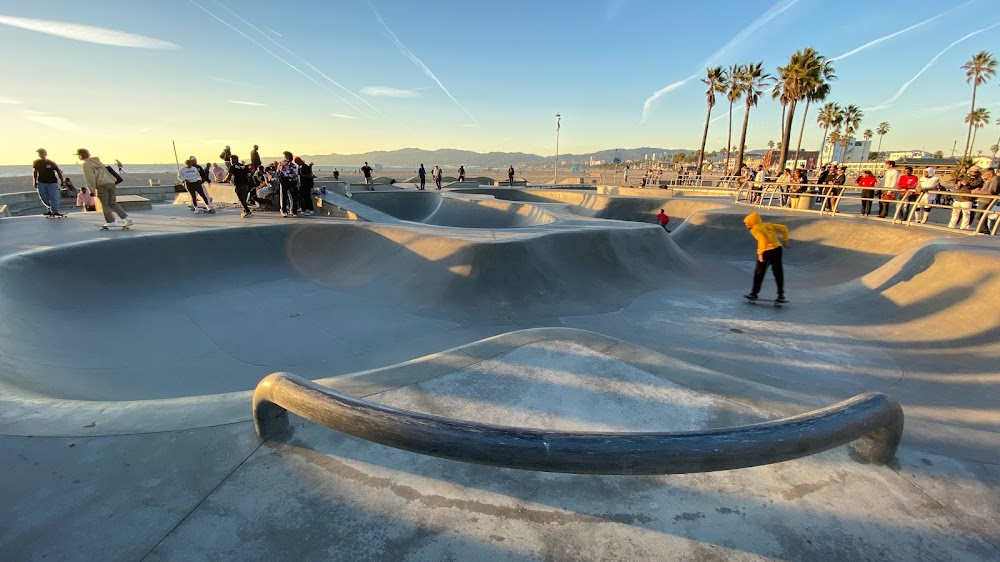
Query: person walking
[
  {"left": 417, "top": 164, "right": 426, "bottom": 190},
  {"left": 507, "top": 165, "right": 515, "bottom": 187},
  {"left": 249, "top": 144, "right": 262, "bottom": 169},
  {"left": 743, "top": 211, "right": 789, "bottom": 303},
  {"left": 361, "top": 161, "right": 374, "bottom": 190},
  {"left": 913, "top": 167, "right": 941, "bottom": 224},
  {"left": 458, "top": 165, "right": 465, "bottom": 182},
  {"left": 276, "top": 151, "right": 300, "bottom": 217},
  {"left": 178, "top": 158, "right": 213, "bottom": 212},
  {"left": 623, "top": 165, "right": 629, "bottom": 186},
  {"left": 878, "top": 160, "right": 901, "bottom": 219},
  {"left": 32, "top": 148, "right": 66, "bottom": 217},
  {"left": 296, "top": 157, "right": 315, "bottom": 215},
  {"left": 228, "top": 155, "right": 254, "bottom": 217},
  {"left": 77, "top": 148, "right": 132, "bottom": 228},
  {"left": 432, "top": 165, "right": 443, "bottom": 190}
]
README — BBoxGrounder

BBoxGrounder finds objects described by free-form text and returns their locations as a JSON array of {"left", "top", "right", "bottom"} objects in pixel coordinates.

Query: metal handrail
[
  {"left": 252, "top": 372, "right": 904, "bottom": 474},
  {"left": 735, "top": 183, "right": 1000, "bottom": 236}
]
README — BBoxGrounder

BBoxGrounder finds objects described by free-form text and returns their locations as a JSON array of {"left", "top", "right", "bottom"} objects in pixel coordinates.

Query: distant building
[
  {"left": 822, "top": 138, "right": 871, "bottom": 163},
  {"left": 887, "top": 150, "right": 931, "bottom": 161}
]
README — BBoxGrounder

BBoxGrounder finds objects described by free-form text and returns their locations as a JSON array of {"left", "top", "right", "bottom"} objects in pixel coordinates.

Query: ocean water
[{"left": 0, "top": 164, "right": 417, "bottom": 178}]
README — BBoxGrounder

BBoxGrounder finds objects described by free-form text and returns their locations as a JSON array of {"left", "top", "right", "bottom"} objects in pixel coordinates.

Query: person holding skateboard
[{"left": 743, "top": 212, "right": 789, "bottom": 303}]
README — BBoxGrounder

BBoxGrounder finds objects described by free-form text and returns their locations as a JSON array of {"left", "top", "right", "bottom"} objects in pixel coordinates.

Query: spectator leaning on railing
[
  {"left": 948, "top": 166, "right": 980, "bottom": 230},
  {"left": 971, "top": 168, "right": 999, "bottom": 234},
  {"left": 913, "top": 167, "right": 940, "bottom": 224}
]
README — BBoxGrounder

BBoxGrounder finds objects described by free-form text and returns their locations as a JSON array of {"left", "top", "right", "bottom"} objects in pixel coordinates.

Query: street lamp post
[{"left": 554, "top": 113, "right": 561, "bottom": 184}]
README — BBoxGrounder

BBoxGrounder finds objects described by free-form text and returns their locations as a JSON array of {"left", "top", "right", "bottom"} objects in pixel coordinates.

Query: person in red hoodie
[
  {"left": 896, "top": 166, "right": 919, "bottom": 221},
  {"left": 856, "top": 170, "right": 878, "bottom": 216},
  {"left": 656, "top": 208, "right": 671, "bottom": 232}
]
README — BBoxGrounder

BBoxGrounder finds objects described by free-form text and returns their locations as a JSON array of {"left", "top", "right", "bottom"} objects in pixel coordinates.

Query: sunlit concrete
[{"left": 1, "top": 193, "right": 998, "bottom": 560}]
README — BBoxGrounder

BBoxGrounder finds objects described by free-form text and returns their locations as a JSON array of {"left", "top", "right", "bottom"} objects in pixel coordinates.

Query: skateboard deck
[
  {"left": 745, "top": 297, "right": 787, "bottom": 307},
  {"left": 100, "top": 225, "right": 130, "bottom": 231}
]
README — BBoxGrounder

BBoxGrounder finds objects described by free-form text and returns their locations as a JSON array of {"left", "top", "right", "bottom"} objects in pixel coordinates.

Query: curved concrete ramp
[{"left": 350, "top": 191, "right": 556, "bottom": 228}]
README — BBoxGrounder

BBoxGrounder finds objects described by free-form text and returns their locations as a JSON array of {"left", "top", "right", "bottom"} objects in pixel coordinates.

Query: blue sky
[{"left": 0, "top": 0, "right": 998, "bottom": 164}]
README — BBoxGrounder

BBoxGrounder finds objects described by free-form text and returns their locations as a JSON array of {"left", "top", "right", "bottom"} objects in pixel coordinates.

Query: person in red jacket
[
  {"left": 656, "top": 208, "right": 671, "bottom": 232},
  {"left": 896, "top": 166, "right": 919, "bottom": 220},
  {"left": 856, "top": 170, "right": 878, "bottom": 216}
]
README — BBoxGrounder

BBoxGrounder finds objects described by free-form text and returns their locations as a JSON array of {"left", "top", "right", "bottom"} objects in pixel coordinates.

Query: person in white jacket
[
  {"left": 76, "top": 148, "right": 131, "bottom": 228},
  {"left": 177, "top": 158, "right": 213, "bottom": 212}
]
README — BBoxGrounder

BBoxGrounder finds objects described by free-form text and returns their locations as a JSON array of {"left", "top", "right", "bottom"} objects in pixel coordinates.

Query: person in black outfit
[
  {"left": 508, "top": 165, "right": 515, "bottom": 187},
  {"left": 458, "top": 165, "right": 465, "bottom": 182},
  {"left": 418, "top": 164, "right": 426, "bottom": 190},
  {"left": 250, "top": 144, "right": 262, "bottom": 169},
  {"left": 296, "top": 158, "right": 315, "bottom": 214},
  {"left": 228, "top": 155, "right": 253, "bottom": 217}
]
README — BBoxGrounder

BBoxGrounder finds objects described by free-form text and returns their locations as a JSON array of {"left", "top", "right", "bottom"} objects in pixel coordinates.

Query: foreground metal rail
[{"left": 253, "top": 372, "right": 903, "bottom": 474}]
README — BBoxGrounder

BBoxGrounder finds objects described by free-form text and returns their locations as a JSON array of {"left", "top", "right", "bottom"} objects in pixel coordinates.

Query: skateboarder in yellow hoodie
[{"left": 743, "top": 212, "right": 790, "bottom": 303}]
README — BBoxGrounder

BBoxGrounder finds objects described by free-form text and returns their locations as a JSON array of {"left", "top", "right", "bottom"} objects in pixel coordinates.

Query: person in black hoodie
[
  {"left": 296, "top": 157, "right": 314, "bottom": 215},
  {"left": 228, "top": 155, "right": 253, "bottom": 217}
]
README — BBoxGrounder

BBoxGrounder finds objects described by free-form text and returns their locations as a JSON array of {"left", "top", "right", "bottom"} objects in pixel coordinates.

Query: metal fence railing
[{"left": 734, "top": 182, "right": 1000, "bottom": 236}]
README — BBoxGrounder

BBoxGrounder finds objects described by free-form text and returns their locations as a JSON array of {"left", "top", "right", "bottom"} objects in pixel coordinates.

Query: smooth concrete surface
[
  {"left": 1, "top": 192, "right": 999, "bottom": 560},
  {"left": 350, "top": 190, "right": 557, "bottom": 228}
]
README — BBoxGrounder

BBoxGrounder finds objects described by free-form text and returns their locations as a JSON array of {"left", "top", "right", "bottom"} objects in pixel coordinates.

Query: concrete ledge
[{"left": 97, "top": 195, "right": 151, "bottom": 212}]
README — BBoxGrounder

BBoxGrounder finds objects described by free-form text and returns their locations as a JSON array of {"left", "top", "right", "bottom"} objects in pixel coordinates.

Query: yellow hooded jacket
[{"left": 744, "top": 212, "right": 789, "bottom": 255}]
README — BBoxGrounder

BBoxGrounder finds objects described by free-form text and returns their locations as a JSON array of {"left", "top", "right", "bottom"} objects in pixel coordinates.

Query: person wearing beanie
[{"left": 743, "top": 212, "right": 790, "bottom": 303}]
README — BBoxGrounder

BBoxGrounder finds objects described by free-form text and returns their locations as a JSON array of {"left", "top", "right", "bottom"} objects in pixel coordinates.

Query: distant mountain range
[{"left": 295, "top": 147, "right": 768, "bottom": 169}]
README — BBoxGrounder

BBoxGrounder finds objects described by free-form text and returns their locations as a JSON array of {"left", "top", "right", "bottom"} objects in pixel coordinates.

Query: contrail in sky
[
  {"left": 369, "top": 2, "right": 479, "bottom": 126},
  {"left": 710, "top": 109, "right": 730, "bottom": 123},
  {"left": 867, "top": 22, "right": 1000, "bottom": 111},
  {"left": 211, "top": 1, "right": 388, "bottom": 120},
  {"left": 0, "top": 14, "right": 177, "bottom": 49},
  {"left": 641, "top": 0, "right": 798, "bottom": 123},
  {"left": 830, "top": 2, "right": 969, "bottom": 62}
]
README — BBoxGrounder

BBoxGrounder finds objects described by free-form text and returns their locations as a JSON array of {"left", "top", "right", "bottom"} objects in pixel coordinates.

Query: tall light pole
[{"left": 554, "top": 113, "right": 561, "bottom": 183}]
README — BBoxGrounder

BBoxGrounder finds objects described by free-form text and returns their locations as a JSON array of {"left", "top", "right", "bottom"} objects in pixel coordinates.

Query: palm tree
[
  {"left": 863, "top": 129, "right": 873, "bottom": 161},
  {"left": 767, "top": 140, "right": 775, "bottom": 150},
  {"left": 793, "top": 61, "right": 835, "bottom": 168},
  {"left": 735, "top": 62, "right": 771, "bottom": 171},
  {"left": 697, "top": 66, "right": 728, "bottom": 175},
  {"left": 875, "top": 121, "right": 890, "bottom": 161},
  {"left": 961, "top": 51, "right": 997, "bottom": 158},
  {"left": 838, "top": 104, "right": 863, "bottom": 162},
  {"left": 994, "top": 116, "right": 1000, "bottom": 160},
  {"left": 966, "top": 107, "right": 991, "bottom": 155},
  {"left": 933, "top": 150, "right": 945, "bottom": 158},
  {"left": 816, "top": 102, "right": 841, "bottom": 164},
  {"left": 776, "top": 48, "right": 832, "bottom": 170},
  {"left": 991, "top": 144, "right": 1000, "bottom": 159},
  {"left": 723, "top": 63, "right": 744, "bottom": 174}
]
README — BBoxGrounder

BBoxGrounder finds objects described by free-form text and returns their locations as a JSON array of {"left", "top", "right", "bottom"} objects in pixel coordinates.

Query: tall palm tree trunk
[
  {"left": 793, "top": 98, "right": 811, "bottom": 169},
  {"left": 876, "top": 135, "right": 883, "bottom": 160},
  {"left": 725, "top": 100, "right": 734, "bottom": 173},
  {"left": 818, "top": 127, "right": 829, "bottom": 167},
  {"left": 971, "top": 126, "right": 979, "bottom": 156},
  {"left": 778, "top": 101, "right": 796, "bottom": 170},
  {"left": 736, "top": 99, "right": 752, "bottom": 171},
  {"left": 964, "top": 84, "right": 978, "bottom": 159},
  {"left": 697, "top": 105, "right": 712, "bottom": 176}
]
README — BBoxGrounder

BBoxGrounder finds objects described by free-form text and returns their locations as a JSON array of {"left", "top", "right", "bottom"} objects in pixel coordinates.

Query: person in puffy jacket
[{"left": 743, "top": 212, "right": 790, "bottom": 303}]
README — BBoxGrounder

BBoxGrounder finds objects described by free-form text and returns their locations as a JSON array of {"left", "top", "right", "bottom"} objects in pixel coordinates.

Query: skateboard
[
  {"left": 100, "top": 224, "right": 130, "bottom": 231},
  {"left": 44, "top": 212, "right": 67, "bottom": 218},
  {"left": 745, "top": 296, "right": 787, "bottom": 308}
]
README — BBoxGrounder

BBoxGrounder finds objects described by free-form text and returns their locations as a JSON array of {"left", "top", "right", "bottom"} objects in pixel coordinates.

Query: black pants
[
  {"left": 751, "top": 246, "right": 784, "bottom": 296},
  {"left": 860, "top": 190, "right": 874, "bottom": 215},
  {"left": 234, "top": 184, "right": 251, "bottom": 213},
  {"left": 280, "top": 177, "right": 298, "bottom": 214},
  {"left": 186, "top": 181, "right": 209, "bottom": 207},
  {"left": 299, "top": 177, "right": 314, "bottom": 212},
  {"left": 878, "top": 198, "right": 891, "bottom": 218},
  {"left": 419, "top": 177, "right": 425, "bottom": 190}
]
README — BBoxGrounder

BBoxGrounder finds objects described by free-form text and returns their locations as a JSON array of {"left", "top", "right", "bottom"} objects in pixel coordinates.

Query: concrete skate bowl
[
  {"left": 669, "top": 209, "right": 947, "bottom": 286},
  {"left": 0, "top": 222, "right": 706, "bottom": 404},
  {"left": 350, "top": 191, "right": 557, "bottom": 228},
  {"left": 453, "top": 188, "right": 729, "bottom": 224}
]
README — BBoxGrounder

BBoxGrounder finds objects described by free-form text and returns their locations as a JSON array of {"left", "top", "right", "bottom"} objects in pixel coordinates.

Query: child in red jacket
[{"left": 657, "top": 209, "right": 671, "bottom": 232}]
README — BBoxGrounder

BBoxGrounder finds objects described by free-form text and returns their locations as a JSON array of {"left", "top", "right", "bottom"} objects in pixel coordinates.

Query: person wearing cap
[
  {"left": 913, "top": 167, "right": 940, "bottom": 224},
  {"left": 948, "top": 166, "right": 981, "bottom": 230},
  {"left": 32, "top": 148, "right": 66, "bottom": 217},
  {"left": 971, "top": 167, "right": 999, "bottom": 233},
  {"left": 76, "top": 148, "right": 132, "bottom": 228}
]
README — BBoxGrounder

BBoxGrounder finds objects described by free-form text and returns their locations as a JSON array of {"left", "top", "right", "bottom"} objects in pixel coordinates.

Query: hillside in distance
[{"left": 298, "top": 147, "right": 710, "bottom": 168}]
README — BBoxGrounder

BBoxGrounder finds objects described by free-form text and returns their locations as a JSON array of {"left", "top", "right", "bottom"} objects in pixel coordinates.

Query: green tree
[
  {"left": 793, "top": 61, "right": 835, "bottom": 168},
  {"left": 734, "top": 62, "right": 771, "bottom": 171},
  {"left": 991, "top": 144, "right": 999, "bottom": 159},
  {"left": 697, "top": 66, "right": 728, "bottom": 175},
  {"left": 838, "top": 105, "right": 863, "bottom": 162},
  {"left": 875, "top": 121, "right": 890, "bottom": 161},
  {"left": 933, "top": 150, "right": 944, "bottom": 158},
  {"left": 775, "top": 47, "right": 831, "bottom": 170},
  {"left": 817, "top": 102, "right": 842, "bottom": 164},
  {"left": 863, "top": 129, "right": 874, "bottom": 161},
  {"left": 965, "top": 107, "right": 991, "bottom": 155},
  {"left": 723, "top": 63, "right": 743, "bottom": 174},
  {"left": 961, "top": 51, "right": 997, "bottom": 158},
  {"left": 767, "top": 140, "right": 775, "bottom": 150}
]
